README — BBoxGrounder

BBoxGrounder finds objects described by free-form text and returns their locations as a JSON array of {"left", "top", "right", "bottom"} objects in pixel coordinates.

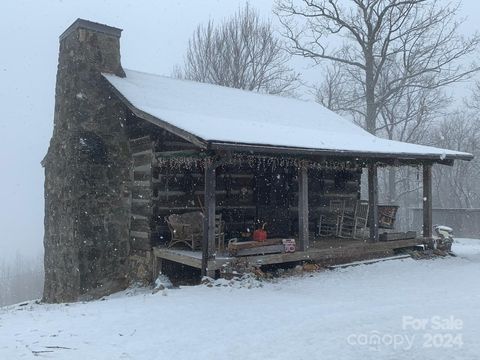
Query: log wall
[{"left": 127, "top": 113, "right": 361, "bottom": 245}]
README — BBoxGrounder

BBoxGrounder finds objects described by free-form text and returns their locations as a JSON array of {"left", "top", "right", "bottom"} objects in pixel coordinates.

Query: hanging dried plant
[{"left": 155, "top": 152, "right": 364, "bottom": 172}]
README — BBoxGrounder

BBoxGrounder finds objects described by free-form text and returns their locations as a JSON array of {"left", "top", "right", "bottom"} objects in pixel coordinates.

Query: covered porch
[
  {"left": 152, "top": 150, "right": 437, "bottom": 279},
  {"left": 153, "top": 237, "right": 423, "bottom": 276}
]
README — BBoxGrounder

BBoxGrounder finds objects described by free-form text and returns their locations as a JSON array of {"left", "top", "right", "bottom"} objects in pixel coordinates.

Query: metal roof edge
[{"left": 208, "top": 141, "right": 473, "bottom": 163}]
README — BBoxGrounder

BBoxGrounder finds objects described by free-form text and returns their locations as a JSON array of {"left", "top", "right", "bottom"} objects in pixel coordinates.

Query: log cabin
[{"left": 42, "top": 19, "right": 473, "bottom": 302}]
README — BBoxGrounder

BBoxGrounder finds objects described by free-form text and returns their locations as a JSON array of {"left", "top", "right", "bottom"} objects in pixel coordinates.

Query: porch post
[
  {"left": 201, "top": 158, "right": 216, "bottom": 278},
  {"left": 423, "top": 163, "right": 433, "bottom": 240},
  {"left": 368, "top": 163, "right": 379, "bottom": 242},
  {"left": 298, "top": 162, "right": 309, "bottom": 251}
]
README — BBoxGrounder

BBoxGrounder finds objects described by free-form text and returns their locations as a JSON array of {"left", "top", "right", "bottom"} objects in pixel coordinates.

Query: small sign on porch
[{"left": 282, "top": 239, "right": 296, "bottom": 253}]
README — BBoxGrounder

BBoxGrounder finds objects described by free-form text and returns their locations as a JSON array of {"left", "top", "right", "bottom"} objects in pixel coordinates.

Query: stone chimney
[
  {"left": 43, "top": 19, "right": 131, "bottom": 303},
  {"left": 59, "top": 19, "right": 125, "bottom": 77}
]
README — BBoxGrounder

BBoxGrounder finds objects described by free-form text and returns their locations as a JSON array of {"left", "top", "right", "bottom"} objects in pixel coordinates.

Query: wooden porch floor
[{"left": 153, "top": 238, "right": 424, "bottom": 272}]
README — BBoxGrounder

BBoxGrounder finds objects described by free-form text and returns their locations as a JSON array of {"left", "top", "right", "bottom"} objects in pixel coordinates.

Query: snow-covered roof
[{"left": 103, "top": 69, "right": 472, "bottom": 162}]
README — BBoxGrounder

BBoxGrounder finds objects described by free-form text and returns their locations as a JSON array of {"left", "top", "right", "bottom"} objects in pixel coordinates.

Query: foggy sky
[{"left": 0, "top": 0, "right": 478, "bottom": 260}]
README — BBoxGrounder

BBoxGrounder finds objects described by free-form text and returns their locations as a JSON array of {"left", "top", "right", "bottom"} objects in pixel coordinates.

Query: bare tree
[
  {"left": 276, "top": 0, "right": 480, "bottom": 134},
  {"left": 177, "top": 4, "right": 299, "bottom": 95},
  {"left": 315, "top": 50, "right": 450, "bottom": 214},
  {"left": 431, "top": 113, "right": 480, "bottom": 208},
  {"left": 315, "top": 62, "right": 365, "bottom": 123},
  {"left": 377, "top": 80, "right": 449, "bottom": 204}
]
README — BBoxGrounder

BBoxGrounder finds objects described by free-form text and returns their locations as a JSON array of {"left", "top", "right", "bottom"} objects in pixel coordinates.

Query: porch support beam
[
  {"left": 201, "top": 158, "right": 217, "bottom": 278},
  {"left": 423, "top": 163, "right": 433, "bottom": 241},
  {"left": 368, "top": 163, "right": 379, "bottom": 242},
  {"left": 298, "top": 162, "right": 309, "bottom": 251}
]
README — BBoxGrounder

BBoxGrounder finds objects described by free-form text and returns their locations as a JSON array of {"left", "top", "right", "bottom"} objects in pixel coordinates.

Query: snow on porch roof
[{"left": 103, "top": 69, "right": 472, "bottom": 162}]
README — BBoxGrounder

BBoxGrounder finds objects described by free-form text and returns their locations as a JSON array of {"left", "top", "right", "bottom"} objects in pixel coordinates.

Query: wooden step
[
  {"left": 379, "top": 231, "right": 416, "bottom": 242},
  {"left": 228, "top": 239, "right": 284, "bottom": 252}
]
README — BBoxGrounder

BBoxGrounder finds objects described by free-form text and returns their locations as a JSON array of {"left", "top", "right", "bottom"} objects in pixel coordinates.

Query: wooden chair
[
  {"left": 165, "top": 211, "right": 204, "bottom": 250},
  {"left": 166, "top": 212, "right": 225, "bottom": 252},
  {"left": 318, "top": 199, "right": 345, "bottom": 237},
  {"left": 378, "top": 205, "right": 399, "bottom": 229},
  {"left": 338, "top": 200, "right": 369, "bottom": 239}
]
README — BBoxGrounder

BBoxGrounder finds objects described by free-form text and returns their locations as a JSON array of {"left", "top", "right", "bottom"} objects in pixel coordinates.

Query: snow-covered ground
[{"left": 1, "top": 239, "right": 480, "bottom": 360}]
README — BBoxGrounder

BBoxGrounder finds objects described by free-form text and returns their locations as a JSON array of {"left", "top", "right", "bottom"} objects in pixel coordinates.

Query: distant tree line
[{"left": 0, "top": 254, "right": 44, "bottom": 306}]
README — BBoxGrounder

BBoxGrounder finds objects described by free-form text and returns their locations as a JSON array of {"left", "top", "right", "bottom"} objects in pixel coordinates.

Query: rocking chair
[
  {"left": 338, "top": 200, "right": 370, "bottom": 239},
  {"left": 166, "top": 211, "right": 225, "bottom": 251},
  {"left": 318, "top": 199, "right": 345, "bottom": 237},
  {"left": 165, "top": 211, "right": 204, "bottom": 250}
]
